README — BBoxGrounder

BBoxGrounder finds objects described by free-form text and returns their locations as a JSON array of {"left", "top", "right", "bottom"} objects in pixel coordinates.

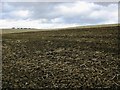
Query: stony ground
[{"left": 2, "top": 26, "right": 120, "bottom": 89}]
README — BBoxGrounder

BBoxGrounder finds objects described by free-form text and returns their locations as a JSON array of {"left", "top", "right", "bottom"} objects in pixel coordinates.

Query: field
[
  {"left": 2, "top": 24, "right": 120, "bottom": 89},
  {"left": 2, "top": 29, "right": 42, "bottom": 34}
]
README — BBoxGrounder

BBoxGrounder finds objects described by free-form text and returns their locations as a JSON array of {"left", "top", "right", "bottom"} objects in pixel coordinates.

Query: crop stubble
[{"left": 2, "top": 25, "right": 120, "bottom": 89}]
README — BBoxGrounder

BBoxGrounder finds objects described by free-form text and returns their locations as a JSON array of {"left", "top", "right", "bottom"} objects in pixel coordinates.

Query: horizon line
[{"left": 1, "top": 23, "right": 119, "bottom": 30}]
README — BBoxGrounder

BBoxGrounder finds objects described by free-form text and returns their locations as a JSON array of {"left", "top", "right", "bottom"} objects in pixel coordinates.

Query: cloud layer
[{"left": 0, "top": 1, "right": 118, "bottom": 29}]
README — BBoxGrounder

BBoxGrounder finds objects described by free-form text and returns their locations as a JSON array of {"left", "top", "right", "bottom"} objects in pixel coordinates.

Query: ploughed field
[{"left": 2, "top": 25, "right": 120, "bottom": 89}]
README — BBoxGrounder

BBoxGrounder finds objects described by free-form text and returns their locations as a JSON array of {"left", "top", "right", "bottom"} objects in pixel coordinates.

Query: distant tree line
[{"left": 12, "top": 27, "right": 34, "bottom": 29}]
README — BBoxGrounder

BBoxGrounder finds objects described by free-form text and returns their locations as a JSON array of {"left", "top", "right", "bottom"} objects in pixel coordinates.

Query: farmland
[{"left": 2, "top": 24, "right": 120, "bottom": 89}]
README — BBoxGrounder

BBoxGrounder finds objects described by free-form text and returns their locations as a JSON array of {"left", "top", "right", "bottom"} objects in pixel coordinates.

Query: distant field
[
  {"left": 2, "top": 24, "right": 119, "bottom": 34},
  {"left": 2, "top": 24, "right": 120, "bottom": 89},
  {"left": 2, "top": 29, "right": 42, "bottom": 34}
]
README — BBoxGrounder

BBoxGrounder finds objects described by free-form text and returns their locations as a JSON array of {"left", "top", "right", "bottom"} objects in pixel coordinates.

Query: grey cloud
[
  {"left": 2, "top": 2, "right": 63, "bottom": 20},
  {"left": 1, "top": 2, "right": 118, "bottom": 26}
]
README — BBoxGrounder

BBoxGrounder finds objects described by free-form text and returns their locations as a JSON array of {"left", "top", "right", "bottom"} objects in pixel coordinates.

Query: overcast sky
[{"left": 0, "top": 1, "right": 118, "bottom": 29}]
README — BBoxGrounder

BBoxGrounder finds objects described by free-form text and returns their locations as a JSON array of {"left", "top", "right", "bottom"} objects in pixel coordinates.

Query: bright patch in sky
[{"left": 12, "top": 10, "right": 31, "bottom": 18}]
